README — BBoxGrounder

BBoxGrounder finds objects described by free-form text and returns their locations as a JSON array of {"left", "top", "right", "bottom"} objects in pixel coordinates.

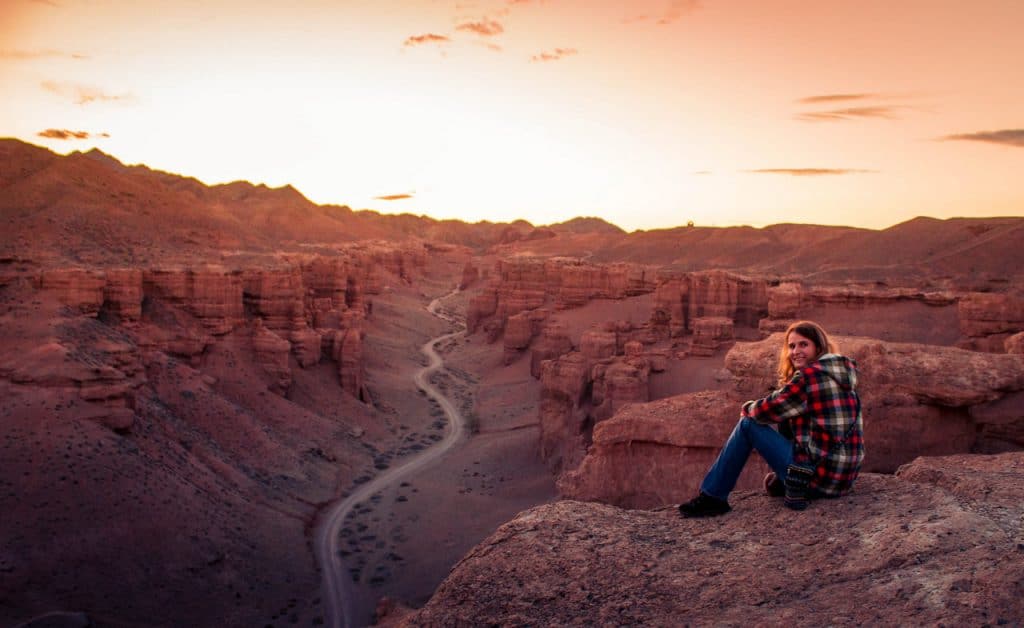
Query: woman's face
[{"left": 787, "top": 331, "right": 819, "bottom": 369}]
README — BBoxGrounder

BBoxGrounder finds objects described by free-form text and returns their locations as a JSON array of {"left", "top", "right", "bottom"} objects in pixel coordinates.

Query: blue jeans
[{"left": 700, "top": 417, "right": 794, "bottom": 501}]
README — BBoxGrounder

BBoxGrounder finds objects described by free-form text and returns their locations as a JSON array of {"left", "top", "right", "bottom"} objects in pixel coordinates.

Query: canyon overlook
[{"left": 2, "top": 140, "right": 1024, "bottom": 627}]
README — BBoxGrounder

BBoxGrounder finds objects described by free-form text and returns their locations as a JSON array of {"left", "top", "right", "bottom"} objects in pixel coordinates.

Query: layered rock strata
[
  {"left": 14, "top": 244, "right": 425, "bottom": 402},
  {"left": 762, "top": 281, "right": 1024, "bottom": 349},
  {"left": 959, "top": 292, "right": 1024, "bottom": 352},
  {"left": 651, "top": 269, "right": 767, "bottom": 339},
  {"left": 466, "top": 257, "right": 657, "bottom": 336}
]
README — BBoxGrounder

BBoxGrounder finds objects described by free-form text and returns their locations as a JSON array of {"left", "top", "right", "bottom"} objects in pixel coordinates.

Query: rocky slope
[
  {"left": 0, "top": 241, "right": 469, "bottom": 626},
  {"left": 405, "top": 452, "right": 1024, "bottom": 627}
]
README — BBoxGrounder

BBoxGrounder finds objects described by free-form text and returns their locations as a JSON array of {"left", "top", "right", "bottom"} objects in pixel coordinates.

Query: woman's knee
[{"left": 738, "top": 416, "right": 759, "bottom": 432}]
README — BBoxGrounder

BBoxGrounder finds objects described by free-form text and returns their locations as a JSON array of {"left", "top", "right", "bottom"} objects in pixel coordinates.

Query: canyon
[{"left": 2, "top": 139, "right": 1023, "bottom": 627}]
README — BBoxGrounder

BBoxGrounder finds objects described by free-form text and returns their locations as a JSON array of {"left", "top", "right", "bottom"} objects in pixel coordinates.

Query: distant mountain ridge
[{"left": 2, "top": 138, "right": 1022, "bottom": 288}]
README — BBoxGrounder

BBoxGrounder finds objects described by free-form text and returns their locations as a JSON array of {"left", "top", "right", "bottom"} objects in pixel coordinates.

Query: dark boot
[
  {"left": 784, "top": 464, "right": 815, "bottom": 511},
  {"left": 764, "top": 472, "right": 785, "bottom": 497},
  {"left": 678, "top": 492, "right": 731, "bottom": 518}
]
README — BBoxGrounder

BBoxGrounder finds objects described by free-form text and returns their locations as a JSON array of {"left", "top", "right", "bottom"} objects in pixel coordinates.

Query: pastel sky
[{"left": 2, "top": 0, "right": 1022, "bottom": 231}]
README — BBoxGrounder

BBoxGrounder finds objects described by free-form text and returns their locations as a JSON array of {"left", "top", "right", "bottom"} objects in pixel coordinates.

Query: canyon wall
[
  {"left": 466, "top": 257, "right": 658, "bottom": 340},
  {"left": 13, "top": 243, "right": 427, "bottom": 418},
  {"left": 761, "top": 281, "right": 1024, "bottom": 350}
]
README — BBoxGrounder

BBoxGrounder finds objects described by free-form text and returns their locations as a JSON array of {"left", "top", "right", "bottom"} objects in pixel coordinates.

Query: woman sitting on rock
[{"left": 679, "top": 320, "right": 864, "bottom": 517}]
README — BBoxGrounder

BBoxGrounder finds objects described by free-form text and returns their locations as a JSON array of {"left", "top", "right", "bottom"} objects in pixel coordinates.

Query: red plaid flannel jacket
[{"left": 741, "top": 354, "right": 864, "bottom": 496}]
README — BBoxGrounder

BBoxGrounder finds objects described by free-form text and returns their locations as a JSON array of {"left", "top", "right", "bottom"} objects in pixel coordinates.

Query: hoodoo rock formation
[{"left": 407, "top": 453, "right": 1024, "bottom": 627}]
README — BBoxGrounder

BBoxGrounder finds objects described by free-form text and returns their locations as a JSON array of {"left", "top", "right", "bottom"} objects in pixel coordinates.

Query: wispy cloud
[
  {"left": 456, "top": 19, "right": 504, "bottom": 36},
  {"left": 659, "top": 0, "right": 701, "bottom": 24},
  {"left": 531, "top": 47, "right": 578, "bottom": 62},
  {"left": 403, "top": 33, "right": 452, "bottom": 47},
  {"left": 795, "top": 92, "right": 913, "bottom": 122},
  {"left": 375, "top": 193, "right": 413, "bottom": 201},
  {"left": 624, "top": 0, "right": 701, "bottom": 25},
  {"left": 939, "top": 129, "right": 1024, "bottom": 148},
  {"left": 0, "top": 49, "right": 87, "bottom": 60},
  {"left": 693, "top": 170, "right": 712, "bottom": 175},
  {"left": 29, "top": 0, "right": 60, "bottom": 6},
  {"left": 37, "top": 128, "right": 109, "bottom": 140},
  {"left": 745, "top": 168, "right": 873, "bottom": 176},
  {"left": 796, "top": 106, "right": 900, "bottom": 122},
  {"left": 41, "top": 80, "right": 134, "bottom": 105},
  {"left": 797, "top": 93, "right": 876, "bottom": 105}
]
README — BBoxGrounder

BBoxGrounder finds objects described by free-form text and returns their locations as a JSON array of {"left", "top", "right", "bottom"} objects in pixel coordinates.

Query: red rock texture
[
  {"left": 539, "top": 334, "right": 661, "bottom": 472},
  {"left": 502, "top": 308, "right": 549, "bottom": 365},
  {"left": 458, "top": 260, "right": 479, "bottom": 290},
  {"left": 959, "top": 292, "right": 1024, "bottom": 351},
  {"left": 252, "top": 319, "right": 292, "bottom": 394},
  {"left": 406, "top": 452, "right": 1024, "bottom": 627},
  {"left": 102, "top": 268, "right": 143, "bottom": 321},
  {"left": 529, "top": 321, "right": 573, "bottom": 378},
  {"left": 590, "top": 358, "right": 650, "bottom": 422},
  {"left": 690, "top": 316, "right": 734, "bottom": 356},
  {"left": 466, "top": 257, "right": 656, "bottom": 336},
  {"left": 760, "top": 281, "right": 1024, "bottom": 349},
  {"left": 538, "top": 353, "right": 591, "bottom": 470},
  {"left": 558, "top": 390, "right": 765, "bottom": 508},
  {"left": 40, "top": 268, "right": 106, "bottom": 315},
  {"left": 143, "top": 266, "right": 244, "bottom": 336},
  {"left": 651, "top": 269, "right": 767, "bottom": 338}
]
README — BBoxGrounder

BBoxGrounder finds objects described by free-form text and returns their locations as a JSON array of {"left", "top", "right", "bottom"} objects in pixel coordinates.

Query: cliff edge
[{"left": 406, "top": 452, "right": 1024, "bottom": 626}]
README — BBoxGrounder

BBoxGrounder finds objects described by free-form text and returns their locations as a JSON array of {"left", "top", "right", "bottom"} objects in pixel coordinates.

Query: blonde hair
[{"left": 777, "top": 320, "right": 838, "bottom": 384}]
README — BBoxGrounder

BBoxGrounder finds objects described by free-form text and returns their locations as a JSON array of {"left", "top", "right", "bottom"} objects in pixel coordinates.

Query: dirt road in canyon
[{"left": 315, "top": 289, "right": 466, "bottom": 628}]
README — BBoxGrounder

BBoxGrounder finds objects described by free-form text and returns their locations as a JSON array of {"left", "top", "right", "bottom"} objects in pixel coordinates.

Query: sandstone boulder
[{"left": 558, "top": 390, "right": 766, "bottom": 508}]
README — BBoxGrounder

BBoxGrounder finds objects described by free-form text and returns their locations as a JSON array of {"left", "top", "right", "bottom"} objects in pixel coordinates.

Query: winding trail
[{"left": 315, "top": 289, "right": 466, "bottom": 628}]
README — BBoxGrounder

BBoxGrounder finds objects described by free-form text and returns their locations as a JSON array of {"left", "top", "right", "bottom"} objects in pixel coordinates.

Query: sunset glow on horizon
[{"left": 2, "top": 0, "right": 1022, "bottom": 231}]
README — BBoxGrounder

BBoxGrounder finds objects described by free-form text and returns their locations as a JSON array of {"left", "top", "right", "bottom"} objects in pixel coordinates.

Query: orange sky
[{"left": 2, "top": 0, "right": 1022, "bottom": 231}]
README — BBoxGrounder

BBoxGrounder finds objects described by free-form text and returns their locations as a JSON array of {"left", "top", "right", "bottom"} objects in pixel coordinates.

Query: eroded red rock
[{"left": 408, "top": 452, "right": 1024, "bottom": 627}]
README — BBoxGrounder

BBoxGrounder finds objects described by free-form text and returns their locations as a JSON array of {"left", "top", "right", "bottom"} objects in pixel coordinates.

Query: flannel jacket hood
[{"left": 741, "top": 353, "right": 864, "bottom": 496}]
